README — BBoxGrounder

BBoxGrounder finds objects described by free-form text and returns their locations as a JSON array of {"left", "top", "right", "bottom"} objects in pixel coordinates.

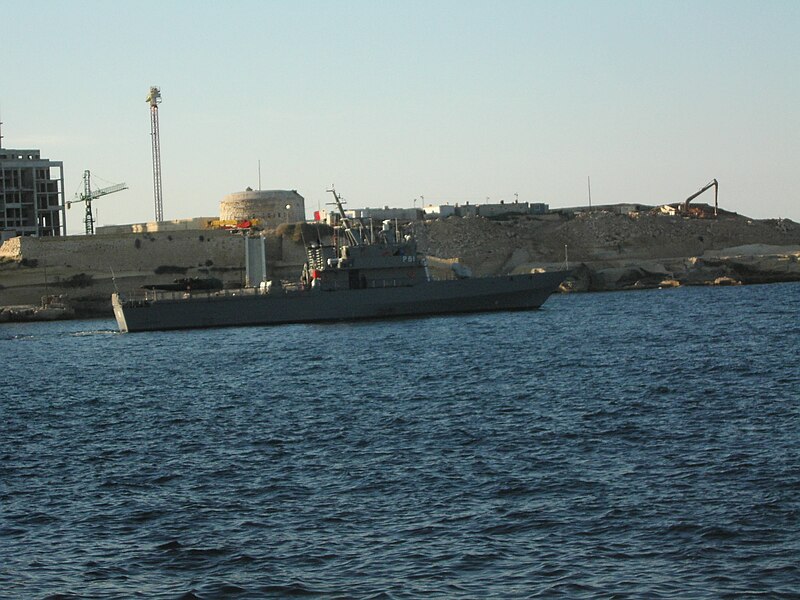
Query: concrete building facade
[
  {"left": 97, "top": 217, "right": 218, "bottom": 235},
  {"left": 423, "top": 204, "right": 457, "bottom": 218},
  {"left": 0, "top": 147, "right": 66, "bottom": 239},
  {"left": 345, "top": 206, "right": 422, "bottom": 222},
  {"left": 423, "top": 201, "right": 550, "bottom": 219}
]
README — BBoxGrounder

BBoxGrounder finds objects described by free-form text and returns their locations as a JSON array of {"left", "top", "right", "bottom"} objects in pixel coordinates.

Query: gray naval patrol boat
[{"left": 112, "top": 189, "right": 567, "bottom": 333}]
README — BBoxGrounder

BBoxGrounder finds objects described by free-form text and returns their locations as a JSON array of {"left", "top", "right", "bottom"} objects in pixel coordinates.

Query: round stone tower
[{"left": 220, "top": 189, "right": 305, "bottom": 229}]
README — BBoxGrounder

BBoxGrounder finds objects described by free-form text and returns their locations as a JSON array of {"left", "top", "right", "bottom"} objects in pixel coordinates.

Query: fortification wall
[
  {"left": 4, "top": 230, "right": 247, "bottom": 273},
  {"left": 221, "top": 190, "right": 305, "bottom": 229},
  {"left": 0, "top": 230, "right": 299, "bottom": 308},
  {"left": 96, "top": 217, "right": 218, "bottom": 235}
]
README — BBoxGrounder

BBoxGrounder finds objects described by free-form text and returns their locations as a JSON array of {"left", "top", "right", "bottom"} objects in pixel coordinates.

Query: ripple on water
[{"left": 1, "top": 284, "right": 799, "bottom": 598}]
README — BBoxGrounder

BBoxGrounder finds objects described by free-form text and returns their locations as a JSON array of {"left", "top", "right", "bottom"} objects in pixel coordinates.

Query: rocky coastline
[
  {"left": 559, "top": 244, "right": 800, "bottom": 293},
  {"left": 1, "top": 206, "right": 799, "bottom": 323},
  {"left": 416, "top": 208, "right": 800, "bottom": 293}
]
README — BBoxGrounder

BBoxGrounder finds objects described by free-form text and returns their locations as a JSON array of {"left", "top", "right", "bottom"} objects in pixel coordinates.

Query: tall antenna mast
[
  {"left": 587, "top": 175, "right": 592, "bottom": 208},
  {"left": 147, "top": 86, "right": 164, "bottom": 222}
]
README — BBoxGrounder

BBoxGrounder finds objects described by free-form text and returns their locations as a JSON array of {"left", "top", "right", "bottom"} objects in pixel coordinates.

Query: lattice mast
[
  {"left": 67, "top": 170, "right": 128, "bottom": 235},
  {"left": 83, "top": 170, "right": 94, "bottom": 234},
  {"left": 147, "top": 86, "right": 163, "bottom": 222}
]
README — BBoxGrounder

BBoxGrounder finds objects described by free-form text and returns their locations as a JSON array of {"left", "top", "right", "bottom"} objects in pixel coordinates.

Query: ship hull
[{"left": 112, "top": 271, "right": 566, "bottom": 333}]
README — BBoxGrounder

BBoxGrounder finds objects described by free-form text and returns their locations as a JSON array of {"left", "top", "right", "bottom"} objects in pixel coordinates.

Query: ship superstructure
[{"left": 112, "top": 188, "right": 567, "bottom": 332}]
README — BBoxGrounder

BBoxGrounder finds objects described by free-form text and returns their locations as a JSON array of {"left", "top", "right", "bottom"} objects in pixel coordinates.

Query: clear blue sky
[{"left": 3, "top": 0, "right": 798, "bottom": 233}]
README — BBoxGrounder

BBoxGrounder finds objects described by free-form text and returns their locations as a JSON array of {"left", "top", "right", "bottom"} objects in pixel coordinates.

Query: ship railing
[
  {"left": 132, "top": 272, "right": 453, "bottom": 302},
  {"left": 315, "top": 276, "right": 445, "bottom": 291},
  {"left": 364, "top": 274, "right": 450, "bottom": 287},
  {"left": 139, "top": 287, "right": 269, "bottom": 302},
  {"left": 367, "top": 279, "right": 405, "bottom": 288}
]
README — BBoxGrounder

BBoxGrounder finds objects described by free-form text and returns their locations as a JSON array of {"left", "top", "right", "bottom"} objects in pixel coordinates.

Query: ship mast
[{"left": 327, "top": 187, "right": 365, "bottom": 246}]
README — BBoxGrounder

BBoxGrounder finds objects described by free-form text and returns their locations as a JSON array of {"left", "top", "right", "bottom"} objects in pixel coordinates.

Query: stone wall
[
  {"left": 96, "top": 217, "right": 218, "bottom": 235},
  {"left": 3, "top": 230, "right": 245, "bottom": 273},
  {"left": 0, "top": 230, "right": 303, "bottom": 310},
  {"left": 220, "top": 190, "right": 305, "bottom": 229}
]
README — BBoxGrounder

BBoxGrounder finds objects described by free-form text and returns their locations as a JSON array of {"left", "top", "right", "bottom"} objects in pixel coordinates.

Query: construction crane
[
  {"left": 147, "top": 86, "right": 164, "bottom": 222},
  {"left": 684, "top": 179, "right": 719, "bottom": 216},
  {"left": 67, "top": 170, "right": 128, "bottom": 235}
]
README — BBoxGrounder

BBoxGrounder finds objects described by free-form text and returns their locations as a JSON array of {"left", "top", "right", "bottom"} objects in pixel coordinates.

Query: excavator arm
[{"left": 684, "top": 179, "right": 718, "bottom": 214}]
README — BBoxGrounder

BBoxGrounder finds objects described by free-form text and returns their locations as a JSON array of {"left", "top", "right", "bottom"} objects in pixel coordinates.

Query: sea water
[{"left": 1, "top": 282, "right": 798, "bottom": 599}]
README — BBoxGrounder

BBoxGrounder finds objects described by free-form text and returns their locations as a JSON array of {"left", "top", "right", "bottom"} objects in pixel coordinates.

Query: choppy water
[{"left": 2, "top": 283, "right": 799, "bottom": 599}]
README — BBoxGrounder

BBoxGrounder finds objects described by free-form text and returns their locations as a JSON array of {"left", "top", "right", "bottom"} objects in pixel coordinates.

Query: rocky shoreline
[
  {"left": 2, "top": 250, "right": 798, "bottom": 324},
  {"left": 417, "top": 208, "right": 800, "bottom": 293},
  {"left": 2, "top": 207, "right": 799, "bottom": 323},
  {"left": 559, "top": 245, "right": 800, "bottom": 292}
]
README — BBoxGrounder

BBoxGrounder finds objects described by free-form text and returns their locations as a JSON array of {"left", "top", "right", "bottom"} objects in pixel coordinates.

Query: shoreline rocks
[
  {"left": 553, "top": 246, "right": 800, "bottom": 292},
  {"left": 2, "top": 209, "right": 800, "bottom": 322}
]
